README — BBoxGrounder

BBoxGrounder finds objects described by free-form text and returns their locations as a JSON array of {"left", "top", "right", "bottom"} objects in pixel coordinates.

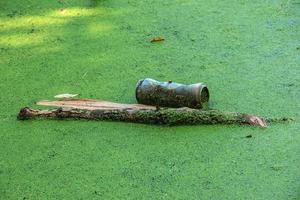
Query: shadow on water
[
  {"left": 0, "top": 0, "right": 142, "bottom": 110},
  {"left": 87, "top": 0, "right": 105, "bottom": 7}
]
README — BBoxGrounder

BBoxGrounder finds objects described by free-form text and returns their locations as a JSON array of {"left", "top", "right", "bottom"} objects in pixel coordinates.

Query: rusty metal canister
[{"left": 135, "top": 78, "right": 209, "bottom": 109}]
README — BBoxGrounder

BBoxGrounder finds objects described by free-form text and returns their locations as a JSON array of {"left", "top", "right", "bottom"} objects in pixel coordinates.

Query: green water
[{"left": 0, "top": 0, "right": 299, "bottom": 199}]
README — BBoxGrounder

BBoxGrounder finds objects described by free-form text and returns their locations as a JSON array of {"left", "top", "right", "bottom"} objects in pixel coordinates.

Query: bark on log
[{"left": 16, "top": 99, "right": 285, "bottom": 127}]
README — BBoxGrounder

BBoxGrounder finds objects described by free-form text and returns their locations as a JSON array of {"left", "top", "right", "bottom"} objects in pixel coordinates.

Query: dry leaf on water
[{"left": 151, "top": 37, "right": 165, "bottom": 43}]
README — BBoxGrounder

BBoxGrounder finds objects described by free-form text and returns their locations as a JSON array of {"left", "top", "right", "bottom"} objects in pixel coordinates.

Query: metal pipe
[{"left": 135, "top": 78, "right": 209, "bottom": 109}]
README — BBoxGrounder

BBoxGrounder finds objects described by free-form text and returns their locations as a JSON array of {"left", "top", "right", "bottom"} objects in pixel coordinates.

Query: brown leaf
[{"left": 151, "top": 37, "right": 165, "bottom": 43}]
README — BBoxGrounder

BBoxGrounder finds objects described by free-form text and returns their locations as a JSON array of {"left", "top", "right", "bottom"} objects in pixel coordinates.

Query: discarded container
[{"left": 135, "top": 78, "right": 209, "bottom": 109}]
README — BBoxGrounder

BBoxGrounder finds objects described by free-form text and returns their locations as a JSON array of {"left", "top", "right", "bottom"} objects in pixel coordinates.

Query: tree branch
[{"left": 17, "top": 99, "right": 292, "bottom": 127}]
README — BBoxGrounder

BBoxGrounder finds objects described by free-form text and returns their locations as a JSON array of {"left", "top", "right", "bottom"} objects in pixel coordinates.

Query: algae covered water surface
[{"left": 0, "top": 0, "right": 299, "bottom": 199}]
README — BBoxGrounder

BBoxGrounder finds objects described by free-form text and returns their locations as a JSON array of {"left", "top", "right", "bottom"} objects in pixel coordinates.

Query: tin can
[{"left": 135, "top": 78, "right": 209, "bottom": 109}]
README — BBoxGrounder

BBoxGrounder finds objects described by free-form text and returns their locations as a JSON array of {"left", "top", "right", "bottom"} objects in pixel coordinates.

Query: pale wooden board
[{"left": 37, "top": 99, "right": 157, "bottom": 111}]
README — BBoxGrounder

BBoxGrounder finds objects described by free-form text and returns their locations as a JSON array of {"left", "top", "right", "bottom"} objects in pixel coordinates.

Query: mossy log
[{"left": 16, "top": 99, "right": 292, "bottom": 127}]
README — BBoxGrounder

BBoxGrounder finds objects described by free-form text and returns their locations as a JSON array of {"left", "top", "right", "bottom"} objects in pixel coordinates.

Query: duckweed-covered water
[{"left": 0, "top": 0, "right": 299, "bottom": 199}]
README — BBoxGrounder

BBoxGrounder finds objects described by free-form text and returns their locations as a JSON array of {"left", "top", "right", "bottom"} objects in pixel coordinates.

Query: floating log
[{"left": 16, "top": 99, "right": 292, "bottom": 127}]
